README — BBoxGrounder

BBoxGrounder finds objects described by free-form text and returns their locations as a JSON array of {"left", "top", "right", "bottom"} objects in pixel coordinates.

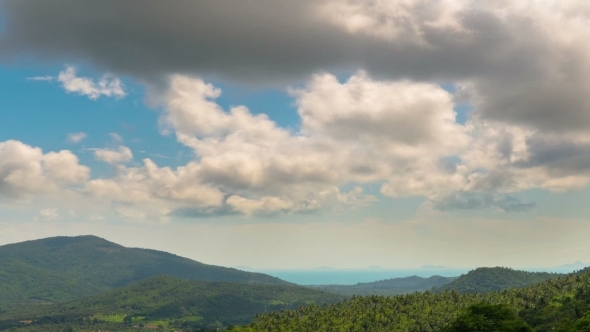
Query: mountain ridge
[
  {"left": 434, "top": 266, "right": 563, "bottom": 293},
  {"left": 0, "top": 235, "right": 288, "bottom": 307}
]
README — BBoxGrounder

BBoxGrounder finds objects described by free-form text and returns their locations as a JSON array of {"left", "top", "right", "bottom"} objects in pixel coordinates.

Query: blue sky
[{"left": 2, "top": 1, "right": 590, "bottom": 270}]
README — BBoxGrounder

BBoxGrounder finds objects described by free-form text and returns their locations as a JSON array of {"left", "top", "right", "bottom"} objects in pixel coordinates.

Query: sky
[{"left": 1, "top": 0, "right": 590, "bottom": 270}]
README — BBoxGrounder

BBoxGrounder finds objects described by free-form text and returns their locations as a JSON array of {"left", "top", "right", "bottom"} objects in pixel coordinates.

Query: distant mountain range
[
  {"left": 0, "top": 235, "right": 287, "bottom": 307},
  {"left": 308, "top": 275, "right": 457, "bottom": 296},
  {"left": 552, "top": 261, "right": 589, "bottom": 270}
]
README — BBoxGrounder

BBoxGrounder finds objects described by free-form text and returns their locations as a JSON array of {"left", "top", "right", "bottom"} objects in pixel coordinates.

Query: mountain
[
  {"left": 308, "top": 275, "right": 456, "bottom": 296},
  {"left": 0, "top": 275, "right": 344, "bottom": 331},
  {"left": 230, "top": 270, "right": 590, "bottom": 331},
  {"left": 0, "top": 235, "right": 287, "bottom": 307},
  {"left": 434, "top": 267, "right": 562, "bottom": 293},
  {"left": 552, "top": 260, "right": 589, "bottom": 270}
]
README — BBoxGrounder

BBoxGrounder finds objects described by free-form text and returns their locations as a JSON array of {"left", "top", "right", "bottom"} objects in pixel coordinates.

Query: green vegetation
[
  {"left": 231, "top": 270, "right": 590, "bottom": 331},
  {"left": 0, "top": 236, "right": 287, "bottom": 307},
  {"left": 0, "top": 275, "right": 342, "bottom": 331},
  {"left": 2, "top": 236, "right": 587, "bottom": 331},
  {"left": 308, "top": 275, "right": 456, "bottom": 296},
  {"left": 445, "top": 303, "right": 533, "bottom": 332},
  {"left": 435, "top": 267, "right": 563, "bottom": 294}
]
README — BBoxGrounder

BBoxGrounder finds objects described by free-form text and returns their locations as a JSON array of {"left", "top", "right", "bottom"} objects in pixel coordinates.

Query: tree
[
  {"left": 123, "top": 315, "right": 132, "bottom": 326},
  {"left": 445, "top": 303, "right": 533, "bottom": 332}
]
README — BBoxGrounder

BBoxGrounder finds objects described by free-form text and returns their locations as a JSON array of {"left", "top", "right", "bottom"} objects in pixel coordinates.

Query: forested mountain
[
  {"left": 233, "top": 270, "right": 590, "bottom": 331},
  {"left": 434, "top": 267, "right": 563, "bottom": 294},
  {"left": 0, "top": 236, "right": 286, "bottom": 307},
  {"left": 308, "top": 275, "right": 456, "bottom": 296},
  {"left": 0, "top": 275, "right": 343, "bottom": 331}
]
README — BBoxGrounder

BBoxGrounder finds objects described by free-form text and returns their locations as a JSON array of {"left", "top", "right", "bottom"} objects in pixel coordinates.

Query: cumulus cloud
[
  {"left": 7, "top": 70, "right": 590, "bottom": 219},
  {"left": 84, "top": 72, "right": 466, "bottom": 218},
  {"left": 57, "top": 66, "right": 125, "bottom": 100},
  {"left": 93, "top": 146, "right": 133, "bottom": 164},
  {"left": 66, "top": 132, "right": 87, "bottom": 144},
  {"left": 8, "top": 70, "right": 590, "bottom": 220},
  {"left": 0, "top": 140, "right": 90, "bottom": 199}
]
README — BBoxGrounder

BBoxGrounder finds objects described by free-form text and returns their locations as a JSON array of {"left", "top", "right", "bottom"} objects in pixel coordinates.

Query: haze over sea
[
  {"left": 259, "top": 269, "right": 469, "bottom": 285},
  {"left": 258, "top": 266, "right": 585, "bottom": 285}
]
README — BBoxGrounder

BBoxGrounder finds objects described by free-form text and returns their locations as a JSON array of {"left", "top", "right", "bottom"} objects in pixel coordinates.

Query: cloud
[
  {"left": 93, "top": 146, "right": 133, "bottom": 164},
  {"left": 108, "top": 132, "right": 123, "bottom": 143},
  {"left": 0, "top": 140, "right": 89, "bottom": 199},
  {"left": 38, "top": 208, "right": 59, "bottom": 220},
  {"left": 432, "top": 192, "right": 536, "bottom": 213},
  {"left": 85, "top": 72, "right": 466, "bottom": 218},
  {"left": 7, "top": 70, "right": 590, "bottom": 220},
  {"left": 26, "top": 76, "right": 54, "bottom": 82},
  {"left": 8, "top": 69, "right": 590, "bottom": 220},
  {"left": 3, "top": 0, "right": 590, "bottom": 137},
  {"left": 66, "top": 132, "right": 87, "bottom": 144},
  {"left": 57, "top": 66, "right": 125, "bottom": 100}
]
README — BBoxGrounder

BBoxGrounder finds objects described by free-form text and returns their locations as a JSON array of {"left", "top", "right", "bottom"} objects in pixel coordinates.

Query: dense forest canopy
[{"left": 233, "top": 269, "right": 590, "bottom": 332}]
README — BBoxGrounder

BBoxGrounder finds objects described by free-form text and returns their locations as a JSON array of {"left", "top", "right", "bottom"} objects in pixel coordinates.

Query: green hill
[
  {"left": 308, "top": 275, "right": 456, "bottom": 296},
  {"left": 230, "top": 271, "right": 589, "bottom": 331},
  {"left": 0, "top": 275, "right": 344, "bottom": 331},
  {"left": 434, "top": 267, "right": 562, "bottom": 293},
  {"left": 0, "top": 235, "right": 286, "bottom": 307}
]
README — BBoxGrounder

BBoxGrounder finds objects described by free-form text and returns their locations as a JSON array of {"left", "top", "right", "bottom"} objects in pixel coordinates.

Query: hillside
[
  {"left": 230, "top": 271, "right": 590, "bottom": 331},
  {"left": 434, "top": 267, "right": 562, "bottom": 293},
  {"left": 0, "top": 236, "right": 286, "bottom": 307},
  {"left": 309, "top": 275, "right": 456, "bottom": 296},
  {"left": 0, "top": 275, "right": 344, "bottom": 331}
]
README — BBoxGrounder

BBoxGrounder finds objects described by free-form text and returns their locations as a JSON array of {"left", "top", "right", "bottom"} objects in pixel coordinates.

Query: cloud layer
[
  {"left": 2, "top": 0, "right": 590, "bottom": 221},
  {"left": 3, "top": 1, "right": 590, "bottom": 132},
  {"left": 83, "top": 72, "right": 590, "bottom": 220}
]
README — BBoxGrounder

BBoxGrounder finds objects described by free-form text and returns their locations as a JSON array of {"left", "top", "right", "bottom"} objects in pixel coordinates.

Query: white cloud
[
  {"left": 93, "top": 146, "right": 133, "bottom": 164},
  {"left": 0, "top": 140, "right": 90, "bottom": 199},
  {"left": 26, "top": 76, "right": 54, "bottom": 82},
  {"left": 86, "top": 73, "right": 468, "bottom": 218},
  {"left": 38, "top": 208, "right": 59, "bottom": 220},
  {"left": 109, "top": 132, "right": 123, "bottom": 143},
  {"left": 66, "top": 132, "right": 87, "bottom": 144},
  {"left": 10, "top": 72, "right": 590, "bottom": 220},
  {"left": 112, "top": 72, "right": 590, "bottom": 218},
  {"left": 57, "top": 66, "right": 126, "bottom": 100}
]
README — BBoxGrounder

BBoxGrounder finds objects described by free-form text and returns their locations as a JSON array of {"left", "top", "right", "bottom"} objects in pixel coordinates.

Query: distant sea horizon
[
  {"left": 251, "top": 266, "right": 585, "bottom": 285},
  {"left": 258, "top": 268, "right": 469, "bottom": 285}
]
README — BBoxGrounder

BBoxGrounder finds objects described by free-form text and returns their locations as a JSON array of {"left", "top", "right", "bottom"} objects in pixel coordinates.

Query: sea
[
  {"left": 259, "top": 268, "right": 470, "bottom": 285},
  {"left": 257, "top": 267, "right": 582, "bottom": 285}
]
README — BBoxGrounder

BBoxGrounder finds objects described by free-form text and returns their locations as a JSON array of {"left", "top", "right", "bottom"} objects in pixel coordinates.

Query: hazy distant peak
[{"left": 553, "top": 261, "right": 589, "bottom": 270}]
